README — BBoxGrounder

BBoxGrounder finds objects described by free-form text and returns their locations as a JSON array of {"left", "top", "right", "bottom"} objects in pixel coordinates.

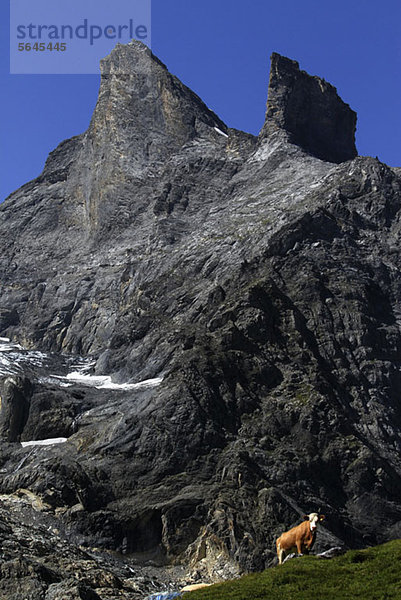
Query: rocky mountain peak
[
  {"left": 260, "top": 52, "right": 357, "bottom": 163},
  {"left": 35, "top": 40, "right": 231, "bottom": 234},
  {"left": 88, "top": 40, "right": 228, "bottom": 164}
]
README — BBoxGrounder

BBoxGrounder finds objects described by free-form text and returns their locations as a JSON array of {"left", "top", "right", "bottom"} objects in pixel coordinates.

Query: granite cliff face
[{"left": 1, "top": 41, "right": 401, "bottom": 598}]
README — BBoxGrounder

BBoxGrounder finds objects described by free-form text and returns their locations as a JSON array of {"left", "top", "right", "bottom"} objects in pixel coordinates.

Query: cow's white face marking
[{"left": 308, "top": 513, "right": 319, "bottom": 532}]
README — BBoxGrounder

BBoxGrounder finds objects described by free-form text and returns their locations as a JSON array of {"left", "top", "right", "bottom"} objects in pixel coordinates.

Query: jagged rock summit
[
  {"left": 261, "top": 52, "right": 358, "bottom": 163},
  {"left": 1, "top": 41, "right": 401, "bottom": 599},
  {"left": 93, "top": 41, "right": 228, "bottom": 167}
]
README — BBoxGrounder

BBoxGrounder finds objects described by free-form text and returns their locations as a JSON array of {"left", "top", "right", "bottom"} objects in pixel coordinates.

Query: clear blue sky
[{"left": 1, "top": 0, "right": 400, "bottom": 202}]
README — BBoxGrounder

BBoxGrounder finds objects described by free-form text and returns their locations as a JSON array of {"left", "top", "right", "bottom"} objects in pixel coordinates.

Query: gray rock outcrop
[
  {"left": 0, "top": 376, "right": 31, "bottom": 441},
  {"left": 261, "top": 52, "right": 357, "bottom": 162}
]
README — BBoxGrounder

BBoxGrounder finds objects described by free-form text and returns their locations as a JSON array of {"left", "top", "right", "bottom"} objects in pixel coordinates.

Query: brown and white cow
[{"left": 276, "top": 512, "right": 325, "bottom": 564}]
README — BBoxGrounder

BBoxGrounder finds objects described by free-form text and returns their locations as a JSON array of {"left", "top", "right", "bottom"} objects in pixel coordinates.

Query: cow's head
[{"left": 303, "top": 512, "right": 325, "bottom": 532}]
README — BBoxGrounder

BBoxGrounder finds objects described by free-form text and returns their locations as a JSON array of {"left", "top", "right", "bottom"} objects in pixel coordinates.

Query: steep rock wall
[{"left": 0, "top": 43, "right": 401, "bottom": 588}]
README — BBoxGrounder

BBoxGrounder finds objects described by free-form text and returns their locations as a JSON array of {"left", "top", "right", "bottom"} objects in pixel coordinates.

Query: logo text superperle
[{"left": 16, "top": 19, "right": 147, "bottom": 45}]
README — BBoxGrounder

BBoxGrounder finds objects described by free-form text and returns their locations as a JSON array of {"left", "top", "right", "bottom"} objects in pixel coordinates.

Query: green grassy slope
[{"left": 188, "top": 540, "right": 401, "bottom": 600}]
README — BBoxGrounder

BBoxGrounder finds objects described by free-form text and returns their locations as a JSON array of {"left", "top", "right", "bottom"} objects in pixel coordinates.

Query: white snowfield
[
  {"left": 0, "top": 338, "right": 51, "bottom": 377},
  {"left": 0, "top": 339, "right": 24, "bottom": 376},
  {"left": 21, "top": 438, "right": 67, "bottom": 448},
  {"left": 52, "top": 372, "right": 164, "bottom": 390},
  {"left": 0, "top": 337, "right": 163, "bottom": 391},
  {"left": 214, "top": 126, "right": 229, "bottom": 138},
  {"left": 0, "top": 338, "right": 23, "bottom": 350}
]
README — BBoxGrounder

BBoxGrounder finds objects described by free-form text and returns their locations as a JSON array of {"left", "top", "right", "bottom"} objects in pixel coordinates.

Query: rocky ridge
[{"left": 1, "top": 41, "right": 401, "bottom": 598}]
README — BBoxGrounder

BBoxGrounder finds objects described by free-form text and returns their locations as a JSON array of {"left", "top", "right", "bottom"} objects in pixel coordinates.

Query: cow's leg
[
  {"left": 276, "top": 540, "right": 284, "bottom": 565},
  {"left": 296, "top": 541, "right": 303, "bottom": 556}
]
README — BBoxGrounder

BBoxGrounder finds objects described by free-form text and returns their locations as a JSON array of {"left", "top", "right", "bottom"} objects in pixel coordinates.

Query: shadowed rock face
[
  {"left": 0, "top": 376, "right": 32, "bottom": 441},
  {"left": 261, "top": 53, "right": 357, "bottom": 163},
  {"left": 0, "top": 42, "right": 401, "bottom": 598}
]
